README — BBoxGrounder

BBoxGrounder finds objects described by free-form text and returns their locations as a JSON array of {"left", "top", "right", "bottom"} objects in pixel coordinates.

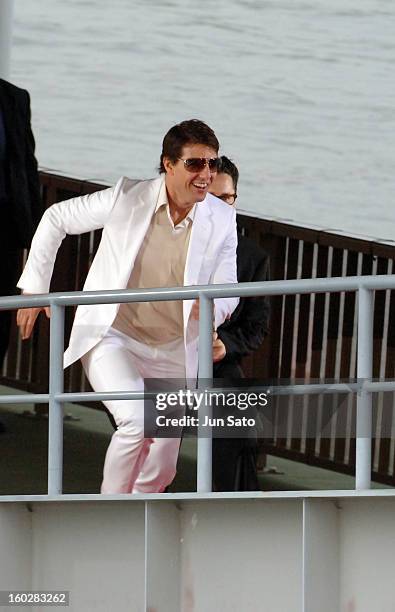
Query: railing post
[
  {"left": 197, "top": 293, "right": 213, "bottom": 492},
  {"left": 356, "top": 287, "right": 373, "bottom": 490},
  {"left": 48, "top": 302, "right": 65, "bottom": 495}
]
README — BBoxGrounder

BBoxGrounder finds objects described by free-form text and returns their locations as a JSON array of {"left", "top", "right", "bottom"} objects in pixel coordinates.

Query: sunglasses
[
  {"left": 217, "top": 193, "right": 237, "bottom": 205},
  {"left": 178, "top": 157, "right": 220, "bottom": 173}
]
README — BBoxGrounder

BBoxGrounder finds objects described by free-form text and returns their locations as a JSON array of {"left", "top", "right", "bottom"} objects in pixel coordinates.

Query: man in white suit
[{"left": 16, "top": 119, "right": 238, "bottom": 494}]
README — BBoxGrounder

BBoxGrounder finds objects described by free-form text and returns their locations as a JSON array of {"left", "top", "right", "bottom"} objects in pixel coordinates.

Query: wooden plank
[
  {"left": 305, "top": 246, "right": 330, "bottom": 459},
  {"left": 291, "top": 242, "right": 315, "bottom": 452},
  {"left": 250, "top": 234, "right": 287, "bottom": 380},
  {"left": 319, "top": 248, "right": 345, "bottom": 461},
  {"left": 253, "top": 232, "right": 286, "bottom": 455},
  {"left": 379, "top": 262, "right": 395, "bottom": 477},
  {"left": 310, "top": 246, "right": 330, "bottom": 355},
  {"left": 295, "top": 242, "right": 315, "bottom": 376},
  {"left": 371, "top": 259, "right": 392, "bottom": 478},
  {"left": 333, "top": 250, "right": 359, "bottom": 465},
  {"left": 279, "top": 238, "right": 299, "bottom": 379},
  {"left": 275, "top": 239, "right": 299, "bottom": 452}
]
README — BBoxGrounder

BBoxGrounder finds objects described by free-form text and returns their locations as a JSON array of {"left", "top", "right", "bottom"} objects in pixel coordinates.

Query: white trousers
[{"left": 81, "top": 327, "right": 185, "bottom": 494}]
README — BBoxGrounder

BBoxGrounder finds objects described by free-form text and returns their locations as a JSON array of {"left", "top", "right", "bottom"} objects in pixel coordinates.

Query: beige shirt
[{"left": 112, "top": 181, "right": 195, "bottom": 345}]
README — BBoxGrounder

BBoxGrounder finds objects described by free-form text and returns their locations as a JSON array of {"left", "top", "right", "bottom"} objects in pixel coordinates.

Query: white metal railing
[{"left": 1, "top": 274, "right": 395, "bottom": 497}]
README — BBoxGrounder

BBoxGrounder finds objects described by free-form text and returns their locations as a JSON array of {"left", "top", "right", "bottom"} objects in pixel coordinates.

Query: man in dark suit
[
  {"left": 210, "top": 156, "right": 270, "bottom": 490},
  {"left": 0, "top": 79, "right": 42, "bottom": 369}
]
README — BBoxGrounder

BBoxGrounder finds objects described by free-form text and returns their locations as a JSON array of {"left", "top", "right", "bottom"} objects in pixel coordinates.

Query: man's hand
[
  {"left": 191, "top": 299, "right": 200, "bottom": 320},
  {"left": 16, "top": 294, "right": 50, "bottom": 340},
  {"left": 212, "top": 332, "right": 226, "bottom": 363},
  {"left": 190, "top": 299, "right": 216, "bottom": 323}
]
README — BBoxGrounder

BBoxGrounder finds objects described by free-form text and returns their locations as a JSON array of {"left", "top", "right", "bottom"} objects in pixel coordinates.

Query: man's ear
[{"left": 163, "top": 157, "right": 174, "bottom": 175}]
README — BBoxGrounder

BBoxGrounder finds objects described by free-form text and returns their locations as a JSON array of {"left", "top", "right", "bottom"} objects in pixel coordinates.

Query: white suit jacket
[{"left": 18, "top": 176, "right": 238, "bottom": 379}]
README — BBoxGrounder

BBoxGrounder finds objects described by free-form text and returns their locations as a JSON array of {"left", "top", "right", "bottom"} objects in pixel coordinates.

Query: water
[{"left": 10, "top": 0, "right": 395, "bottom": 242}]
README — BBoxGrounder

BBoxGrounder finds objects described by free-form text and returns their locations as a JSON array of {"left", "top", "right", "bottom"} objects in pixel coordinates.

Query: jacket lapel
[
  {"left": 118, "top": 176, "right": 163, "bottom": 284},
  {"left": 183, "top": 196, "right": 212, "bottom": 329}
]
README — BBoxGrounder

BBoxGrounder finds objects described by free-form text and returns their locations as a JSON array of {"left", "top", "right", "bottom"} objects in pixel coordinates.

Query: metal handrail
[{"left": 1, "top": 273, "right": 395, "bottom": 496}]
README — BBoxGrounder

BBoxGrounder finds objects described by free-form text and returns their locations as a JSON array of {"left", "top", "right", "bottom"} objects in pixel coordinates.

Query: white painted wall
[
  {"left": 31, "top": 502, "right": 145, "bottom": 612},
  {"left": 303, "top": 499, "right": 340, "bottom": 612},
  {"left": 2, "top": 496, "right": 395, "bottom": 612},
  {"left": 180, "top": 500, "right": 302, "bottom": 612},
  {"left": 0, "top": 503, "right": 32, "bottom": 588},
  {"left": 339, "top": 499, "right": 395, "bottom": 612},
  {"left": 146, "top": 502, "right": 181, "bottom": 612}
]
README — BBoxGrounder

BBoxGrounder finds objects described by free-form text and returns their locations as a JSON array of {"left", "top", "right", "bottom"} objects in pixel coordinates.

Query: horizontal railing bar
[
  {"left": 2, "top": 274, "right": 395, "bottom": 311},
  {"left": 54, "top": 381, "right": 395, "bottom": 399},
  {"left": 1, "top": 380, "right": 395, "bottom": 406},
  {"left": 0, "top": 391, "right": 167, "bottom": 404},
  {"left": 0, "top": 394, "right": 50, "bottom": 404},
  {"left": 272, "top": 381, "right": 395, "bottom": 395},
  {"left": 273, "top": 383, "right": 366, "bottom": 395},
  {"left": 3, "top": 488, "right": 395, "bottom": 503},
  {"left": 55, "top": 391, "right": 159, "bottom": 402},
  {"left": 366, "top": 381, "right": 395, "bottom": 392},
  {"left": 0, "top": 286, "right": 201, "bottom": 310}
]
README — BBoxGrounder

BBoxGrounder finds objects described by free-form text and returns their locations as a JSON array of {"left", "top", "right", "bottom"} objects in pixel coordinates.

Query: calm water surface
[{"left": 11, "top": 0, "right": 395, "bottom": 242}]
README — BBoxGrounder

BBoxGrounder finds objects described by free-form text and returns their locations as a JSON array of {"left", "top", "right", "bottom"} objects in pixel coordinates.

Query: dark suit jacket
[
  {"left": 0, "top": 78, "right": 42, "bottom": 248},
  {"left": 215, "top": 229, "right": 270, "bottom": 369}
]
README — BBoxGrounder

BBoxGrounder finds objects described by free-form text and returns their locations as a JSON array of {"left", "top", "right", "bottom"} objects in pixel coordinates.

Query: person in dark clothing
[
  {"left": 0, "top": 79, "right": 42, "bottom": 369},
  {"left": 210, "top": 156, "right": 270, "bottom": 490}
]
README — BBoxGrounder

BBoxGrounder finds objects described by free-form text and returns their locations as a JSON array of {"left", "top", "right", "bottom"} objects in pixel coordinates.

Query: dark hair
[
  {"left": 159, "top": 119, "right": 219, "bottom": 173},
  {"left": 218, "top": 155, "right": 239, "bottom": 192}
]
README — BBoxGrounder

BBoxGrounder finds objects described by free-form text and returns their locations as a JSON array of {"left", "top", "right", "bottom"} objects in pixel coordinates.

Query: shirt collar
[{"left": 155, "top": 179, "right": 197, "bottom": 225}]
